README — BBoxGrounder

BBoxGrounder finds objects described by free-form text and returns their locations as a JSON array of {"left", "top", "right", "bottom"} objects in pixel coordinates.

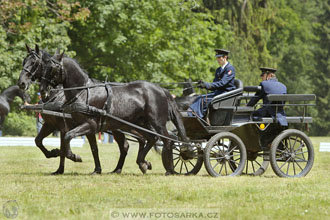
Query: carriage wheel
[
  {"left": 270, "top": 129, "right": 314, "bottom": 177},
  {"left": 204, "top": 132, "right": 247, "bottom": 177},
  {"left": 172, "top": 144, "right": 203, "bottom": 175},
  {"left": 242, "top": 151, "right": 269, "bottom": 176}
]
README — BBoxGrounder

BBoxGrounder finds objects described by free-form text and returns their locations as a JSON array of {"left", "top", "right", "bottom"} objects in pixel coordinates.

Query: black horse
[
  {"left": 40, "top": 51, "right": 187, "bottom": 175},
  {"left": 20, "top": 46, "right": 187, "bottom": 175},
  {"left": 18, "top": 45, "right": 170, "bottom": 174},
  {"left": 18, "top": 45, "right": 148, "bottom": 173},
  {"left": 17, "top": 45, "right": 86, "bottom": 163},
  {"left": 0, "top": 85, "right": 30, "bottom": 134}
]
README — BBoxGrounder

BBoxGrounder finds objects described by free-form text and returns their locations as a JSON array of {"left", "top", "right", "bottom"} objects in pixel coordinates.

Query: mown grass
[{"left": 0, "top": 136, "right": 330, "bottom": 219}]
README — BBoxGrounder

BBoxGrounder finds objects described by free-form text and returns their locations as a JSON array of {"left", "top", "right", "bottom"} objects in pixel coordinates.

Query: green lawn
[{"left": 0, "top": 136, "right": 330, "bottom": 219}]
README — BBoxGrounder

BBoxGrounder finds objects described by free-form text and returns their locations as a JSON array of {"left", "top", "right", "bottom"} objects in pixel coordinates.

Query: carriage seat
[
  {"left": 208, "top": 79, "right": 244, "bottom": 126},
  {"left": 210, "top": 79, "right": 243, "bottom": 109}
]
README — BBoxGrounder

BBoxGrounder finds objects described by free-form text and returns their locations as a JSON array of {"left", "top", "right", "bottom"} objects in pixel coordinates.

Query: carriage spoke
[
  {"left": 284, "top": 139, "right": 288, "bottom": 151},
  {"left": 179, "top": 161, "right": 183, "bottom": 173},
  {"left": 218, "top": 163, "right": 224, "bottom": 174},
  {"left": 292, "top": 160, "right": 296, "bottom": 175},
  {"left": 295, "top": 150, "right": 308, "bottom": 155},
  {"left": 245, "top": 160, "right": 248, "bottom": 173},
  {"left": 293, "top": 159, "right": 304, "bottom": 171},
  {"left": 229, "top": 159, "right": 239, "bottom": 165},
  {"left": 228, "top": 160, "right": 236, "bottom": 171},
  {"left": 252, "top": 161, "right": 256, "bottom": 173},
  {"left": 293, "top": 143, "right": 304, "bottom": 154},
  {"left": 216, "top": 145, "right": 226, "bottom": 155},
  {"left": 276, "top": 148, "right": 286, "bottom": 153},
  {"left": 188, "top": 160, "right": 195, "bottom": 167},
  {"left": 224, "top": 162, "right": 228, "bottom": 175},
  {"left": 254, "top": 160, "right": 262, "bottom": 167},
  {"left": 174, "top": 158, "right": 180, "bottom": 168},
  {"left": 184, "top": 161, "right": 189, "bottom": 173},
  {"left": 292, "top": 136, "right": 298, "bottom": 151},
  {"left": 229, "top": 153, "right": 241, "bottom": 158},
  {"left": 227, "top": 145, "right": 238, "bottom": 154},
  {"left": 293, "top": 157, "right": 308, "bottom": 162},
  {"left": 279, "top": 157, "right": 291, "bottom": 170},
  {"left": 286, "top": 160, "right": 290, "bottom": 175},
  {"left": 210, "top": 156, "right": 225, "bottom": 160},
  {"left": 212, "top": 161, "right": 220, "bottom": 170}
]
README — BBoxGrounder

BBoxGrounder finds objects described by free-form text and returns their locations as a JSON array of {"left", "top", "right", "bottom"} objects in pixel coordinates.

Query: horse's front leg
[
  {"left": 85, "top": 134, "right": 102, "bottom": 174},
  {"left": 63, "top": 122, "right": 100, "bottom": 174},
  {"left": 35, "top": 123, "right": 59, "bottom": 158},
  {"left": 52, "top": 131, "right": 66, "bottom": 175}
]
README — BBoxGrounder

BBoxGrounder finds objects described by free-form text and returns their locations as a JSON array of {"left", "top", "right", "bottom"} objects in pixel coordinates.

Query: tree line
[{"left": 0, "top": 0, "right": 329, "bottom": 136}]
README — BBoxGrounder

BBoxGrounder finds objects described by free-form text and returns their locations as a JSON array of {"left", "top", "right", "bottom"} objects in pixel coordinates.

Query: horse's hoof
[
  {"left": 165, "top": 171, "right": 174, "bottom": 176},
  {"left": 147, "top": 161, "right": 152, "bottom": 170},
  {"left": 139, "top": 163, "right": 148, "bottom": 174},
  {"left": 109, "top": 169, "right": 122, "bottom": 174},
  {"left": 75, "top": 155, "right": 83, "bottom": 163},
  {"left": 90, "top": 170, "right": 102, "bottom": 175},
  {"left": 51, "top": 170, "right": 64, "bottom": 175},
  {"left": 49, "top": 148, "right": 61, "bottom": 157}
]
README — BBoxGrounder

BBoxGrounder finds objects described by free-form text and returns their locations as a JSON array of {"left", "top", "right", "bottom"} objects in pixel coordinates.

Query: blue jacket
[
  {"left": 204, "top": 62, "right": 236, "bottom": 95},
  {"left": 247, "top": 78, "right": 288, "bottom": 126}
]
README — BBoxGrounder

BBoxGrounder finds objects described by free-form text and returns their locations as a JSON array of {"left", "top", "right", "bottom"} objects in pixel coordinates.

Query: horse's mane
[
  {"left": 63, "top": 56, "right": 89, "bottom": 78},
  {"left": 41, "top": 50, "right": 52, "bottom": 61}
]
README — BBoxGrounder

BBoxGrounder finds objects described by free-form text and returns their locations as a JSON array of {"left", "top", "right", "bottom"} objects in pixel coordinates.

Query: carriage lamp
[{"left": 259, "top": 124, "right": 265, "bottom": 129}]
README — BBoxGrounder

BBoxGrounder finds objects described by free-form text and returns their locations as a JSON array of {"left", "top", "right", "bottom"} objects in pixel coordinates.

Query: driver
[{"left": 188, "top": 49, "right": 236, "bottom": 118}]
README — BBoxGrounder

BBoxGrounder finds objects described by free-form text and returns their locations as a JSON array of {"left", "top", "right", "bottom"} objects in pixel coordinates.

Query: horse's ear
[
  {"left": 35, "top": 44, "right": 40, "bottom": 54},
  {"left": 26, "top": 44, "right": 31, "bottom": 53},
  {"left": 55, "top": 48, "right": 60, "bottom": 56},
  {"left": 58, "top": 51, "right": 65, "bottom": 61}
]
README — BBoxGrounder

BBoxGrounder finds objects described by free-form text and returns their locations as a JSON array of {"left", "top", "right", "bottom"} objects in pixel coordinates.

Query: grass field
[{"left": 0, "top": 136, "right": 330, "bottom": 219}]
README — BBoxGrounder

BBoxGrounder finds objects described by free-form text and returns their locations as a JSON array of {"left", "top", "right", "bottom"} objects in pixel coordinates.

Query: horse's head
[
  {"left": 17, "top": 44, "right": 45, "bottom": 90},
  {"left": 39, "top": 49, "right": 65, "bottom": 98}
]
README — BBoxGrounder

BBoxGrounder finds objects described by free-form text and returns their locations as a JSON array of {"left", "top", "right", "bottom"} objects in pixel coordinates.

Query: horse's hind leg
[
  {"left": 110, "top": 131, "right": 129, "bottom": 174},
  {"left": 153, "top": 126, "right": 174, "bottom": 175},
  {"left": 64, "top": 122, "right": 101, "bottom": 174},
  {"left": 136, "top": 133, "right": 157, "bottom": 174}
]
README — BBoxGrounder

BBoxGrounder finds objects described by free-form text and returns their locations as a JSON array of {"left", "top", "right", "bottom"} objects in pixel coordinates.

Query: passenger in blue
[
  {"left": 188, "top": 49, "right": 236, "bottom": 118},
  {"left": 247, "top": 67, "right": 288, "bottom": 126}
]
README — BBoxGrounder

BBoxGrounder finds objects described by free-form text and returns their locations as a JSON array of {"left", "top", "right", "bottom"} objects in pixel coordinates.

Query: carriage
[
  {"left": 23, "top": 78, "right": 315, "bottom": 178},
  {"left": 169, "top": 79, "right": 316, "bottom": 177},
  {"left": 19, "top": 46, "right": 315, "bottom": 177}
]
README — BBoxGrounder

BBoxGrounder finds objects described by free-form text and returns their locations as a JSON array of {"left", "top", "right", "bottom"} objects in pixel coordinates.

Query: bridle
[
  {"left": 22, "top": 51, "right": 43, "bottom": 81},
  {"left": 42, "top": 56, "right": 64, "bottom": 88}
]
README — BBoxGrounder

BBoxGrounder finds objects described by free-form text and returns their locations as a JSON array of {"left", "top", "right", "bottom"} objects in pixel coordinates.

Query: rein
[{"left": 50, "top": 82, "right": 125, "bottom": 92}]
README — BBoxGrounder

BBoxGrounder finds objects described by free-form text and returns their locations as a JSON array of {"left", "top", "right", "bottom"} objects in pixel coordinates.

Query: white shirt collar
[{"left": 221, "top": 61, "right": 228, "bottom": 69}]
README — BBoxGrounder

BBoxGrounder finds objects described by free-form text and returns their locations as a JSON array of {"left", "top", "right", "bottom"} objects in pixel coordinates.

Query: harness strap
[
  {"left": 99, "top": 84, "right": 112, "bottom": 131},
  {"left": 62, "top": 102, "right": 188, "bottom": 145}
]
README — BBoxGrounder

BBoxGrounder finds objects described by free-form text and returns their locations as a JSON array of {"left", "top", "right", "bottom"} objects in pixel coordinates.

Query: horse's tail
[{"left": 162, "top": 89, "right": 188, "bottom": 142}]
